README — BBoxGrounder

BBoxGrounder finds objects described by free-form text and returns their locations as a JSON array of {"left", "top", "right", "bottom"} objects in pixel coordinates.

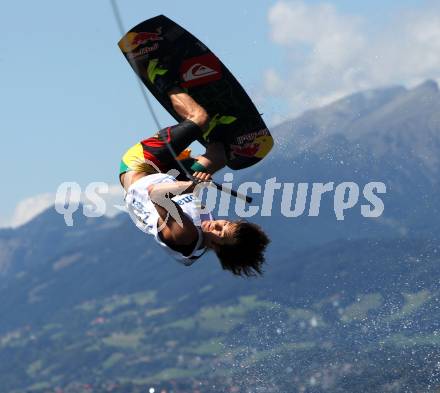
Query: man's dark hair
[{"left": 215, "top": 220, "right": 270, "bottom": 277}]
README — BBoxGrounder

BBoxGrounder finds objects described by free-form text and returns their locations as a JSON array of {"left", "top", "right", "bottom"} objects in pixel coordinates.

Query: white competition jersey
[{"left": 124, "top": 173, "right": 213, "bottom": 265}]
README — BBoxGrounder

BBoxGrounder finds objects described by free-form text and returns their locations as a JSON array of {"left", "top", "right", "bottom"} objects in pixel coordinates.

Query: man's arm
[
  {"left": 194, "top": 142, "right": 227, "bottom": 174},
  {"left": 147, "top": 180, "right": 198, "bottom": 245}
]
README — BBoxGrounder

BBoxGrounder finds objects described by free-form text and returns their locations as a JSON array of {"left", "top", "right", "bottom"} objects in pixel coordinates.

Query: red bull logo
[
  {"left": 119, "top": 29, "right": 163, "bottom": 53},
  {"left": 131, "top": 31, "right": 163, "bottom": 45},
  {"left": 230, "top": 143, "right": 260, "bottom": 158},
  {"left": 231, "top": 134, "right": 274, "bottom": 159}
]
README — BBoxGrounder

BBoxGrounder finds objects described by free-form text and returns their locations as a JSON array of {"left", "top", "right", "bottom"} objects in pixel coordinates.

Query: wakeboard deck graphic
[{"left": 118, "top": 15, "right": 273, "bottom": 170}]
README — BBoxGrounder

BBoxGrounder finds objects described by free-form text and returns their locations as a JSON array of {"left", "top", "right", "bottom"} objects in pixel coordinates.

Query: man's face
[{"left": 201, "top": 220, "right": 236, "bottom": 246}]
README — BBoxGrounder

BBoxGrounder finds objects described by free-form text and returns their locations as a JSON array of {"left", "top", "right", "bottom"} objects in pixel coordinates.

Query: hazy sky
[{"left": 1, "top": 0, "right": 437, "bottom": 227}]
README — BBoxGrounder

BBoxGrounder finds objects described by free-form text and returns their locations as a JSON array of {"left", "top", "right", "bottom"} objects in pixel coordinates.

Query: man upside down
[{"left": 119, "top": 66, "right": 269, "bottom": 276}]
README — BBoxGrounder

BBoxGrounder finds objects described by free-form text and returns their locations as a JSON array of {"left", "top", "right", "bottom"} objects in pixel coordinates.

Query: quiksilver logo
[{"left": 183, "top": 64, "right": 218, "bottom": 82}]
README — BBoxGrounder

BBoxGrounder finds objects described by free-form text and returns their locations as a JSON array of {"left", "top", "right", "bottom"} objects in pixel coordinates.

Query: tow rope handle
[{"left": 189, "top": 176, "right": 253, "bottom": 204}]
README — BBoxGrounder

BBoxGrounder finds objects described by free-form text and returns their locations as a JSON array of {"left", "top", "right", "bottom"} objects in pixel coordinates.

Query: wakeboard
[{"left": 118, "top": 15, "right": 273, "bottom": 170}]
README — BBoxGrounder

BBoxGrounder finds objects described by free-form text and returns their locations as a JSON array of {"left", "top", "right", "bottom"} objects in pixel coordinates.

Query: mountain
[
  {"left": 0, "top": 211, "right": 439, "bottom": 392},
  {"left": 1, "top": 81, "right": 440, "bottom": 393},
  {"left": 235, "top": 80, "right": 440, "bottom": 249},
  {"left": 275, "top": 80, "right": 439, "bottom": 165}
]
